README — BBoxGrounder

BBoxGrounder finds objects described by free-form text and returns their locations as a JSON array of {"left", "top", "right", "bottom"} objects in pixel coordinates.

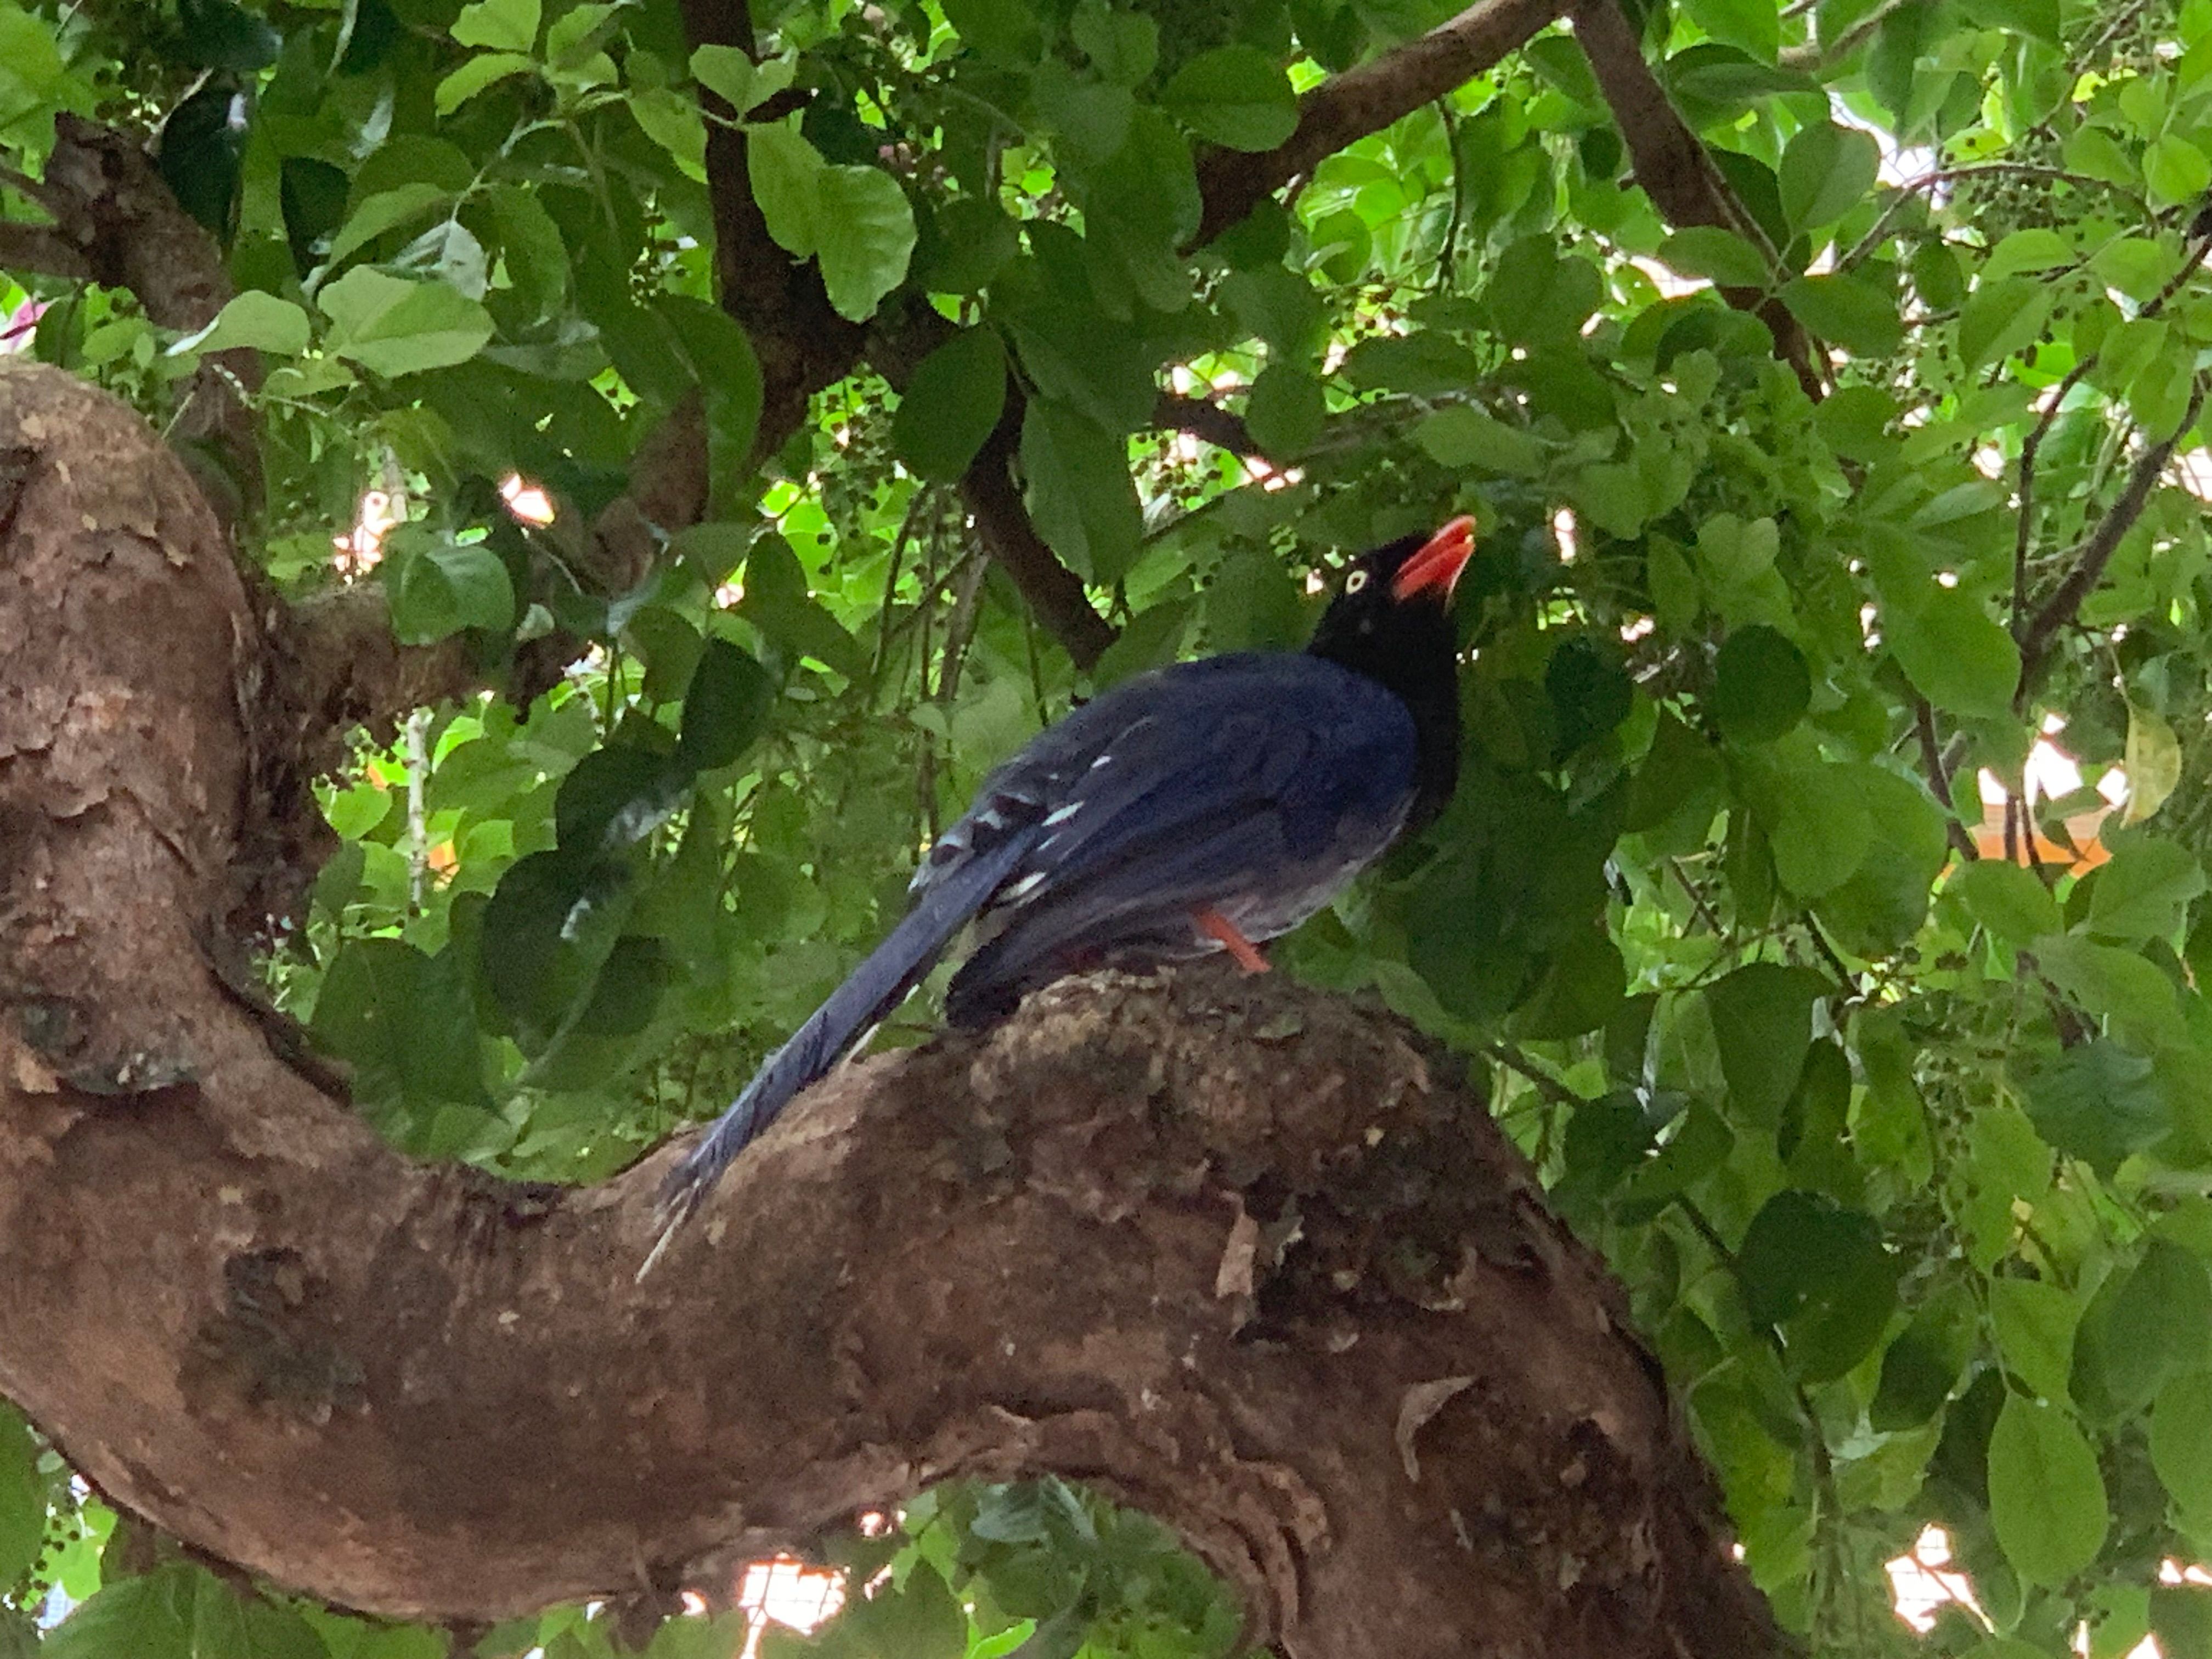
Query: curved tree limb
[
  {"left": 0, "top": 358, "right": 1778, "bottom": 1659},
  {"left": 959, "top": 398, "right": 1120, "bottom": 670},
  {"left": 1564, "top": 0, "right": 1825, "bottom": 400},
  {"left": 1193, "top": 0, "right": 1566, "bottom": 246}
]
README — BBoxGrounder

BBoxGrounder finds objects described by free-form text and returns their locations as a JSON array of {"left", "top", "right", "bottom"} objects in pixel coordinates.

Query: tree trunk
[{"left": 0, "top": 361, "right": 1781, "bottom": 1657}]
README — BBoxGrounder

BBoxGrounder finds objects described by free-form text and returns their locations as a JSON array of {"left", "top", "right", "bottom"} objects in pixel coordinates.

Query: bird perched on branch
[{"left": 644, "top": 516, "right": 1475, "bottom": 1270}]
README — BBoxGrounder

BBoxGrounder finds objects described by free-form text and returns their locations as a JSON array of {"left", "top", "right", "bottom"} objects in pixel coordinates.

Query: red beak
[{"left": 1391, "top": 515, "right": 1477, "bottom": 602}]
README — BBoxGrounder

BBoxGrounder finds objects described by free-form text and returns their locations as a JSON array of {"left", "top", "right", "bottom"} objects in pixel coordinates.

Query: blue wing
[
  {"left": 646, "top": 652, "right": 1417, "bottom": 1267},
  {"left": 936, "top": 654, "right": 1418, "bottom": 1024}
]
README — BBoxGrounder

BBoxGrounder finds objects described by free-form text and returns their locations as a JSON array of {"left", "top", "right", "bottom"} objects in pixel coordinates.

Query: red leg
[{"left": 1194, "top": 907, "right": 1271, "bottom": 974}]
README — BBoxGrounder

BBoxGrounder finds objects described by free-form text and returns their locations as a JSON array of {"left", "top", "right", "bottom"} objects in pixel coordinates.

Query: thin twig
[
  {"left": 2014, "top": 374, "right": 2207, "bottom": 709},
  {"left": 404, "top": 708, "right": 433, "bottom": 916},
  {"left": 1434, "top": 98, "right": 1465, "bottom": 292},
  {"left": 1842, "top": 162, "right": 2153, "bottom": 272},
  {"left": 2010, "top": 358, "right": 2096, "bottom": 637},
  {"left": 1915, "top": 701, "right": 1979, "bottom": 862}
]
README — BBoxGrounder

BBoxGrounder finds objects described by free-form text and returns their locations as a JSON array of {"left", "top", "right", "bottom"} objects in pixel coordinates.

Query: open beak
[{"left": 1391, "top": 515, "right": 1477, "bottom": 602}]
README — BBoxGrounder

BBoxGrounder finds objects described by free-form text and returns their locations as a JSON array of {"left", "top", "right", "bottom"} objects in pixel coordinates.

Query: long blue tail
[{"left": 641, "top": 831, "right": 1035, "bottom": 1274}]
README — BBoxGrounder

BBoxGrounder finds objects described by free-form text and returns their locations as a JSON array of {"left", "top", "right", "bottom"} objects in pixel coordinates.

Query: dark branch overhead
[{"left": 1192, "top": 0, "right": 1565, "bottom": 247}]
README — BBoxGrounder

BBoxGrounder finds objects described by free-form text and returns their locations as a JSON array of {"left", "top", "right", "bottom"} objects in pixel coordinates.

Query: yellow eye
[{"left": 1344, "top": 569, "right": 1370, "bottom": 594}]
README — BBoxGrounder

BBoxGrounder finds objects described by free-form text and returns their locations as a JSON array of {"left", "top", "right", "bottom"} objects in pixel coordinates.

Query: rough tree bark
[{"left": 0, "top": 360, "right": 1781, "bottom": 1655}]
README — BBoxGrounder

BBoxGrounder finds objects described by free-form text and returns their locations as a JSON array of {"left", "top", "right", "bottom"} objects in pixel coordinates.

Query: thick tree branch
[
  {"left": 26, "top": 115, "right": 264, "bottom": 521},
  {"left": 679, "top": 0, "right": 868, "bottom": 469},
  {"left": 1155, "top": 390, "right": 1269, "bottom": 460},
  {"left": 0, "top": 359, "right": 1780, "bottom": 1659},
  {"left": 1564, "top": 0, "right": 1825, "bottom": 399},
  {"left": 960, "top": 402, "right": 1120, "bottom": 670},
  {"left": 0, "top": 218, "right": 92, "bottom": 281},
  {"left": 2013, "top": 376, "right": 2206, "bottom": 710},
  {"left": 1193, "top": 0, "right": 1564, "bottom": 247}
]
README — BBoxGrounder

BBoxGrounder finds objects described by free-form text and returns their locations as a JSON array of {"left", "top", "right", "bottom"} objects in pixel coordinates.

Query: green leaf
[
  {"left": 1624, "top": 711, "right": 1723, "bottom": 833},
  {"left": 168, "top": 290, "right": 310, "bottom": 358},
  {"left": 2092, "top": 238, "right": 2178, "bottom": 302},
  {"left": 628, "top": 86, "right": 707, "bottom": 174},
  {"left": 47, "top": 1567, "right": 193, "bottom": 1659},
  {"left": 1988, "top": 1395, "right": 2108, "bottom": 1588},
  {"left": 941, "top": 0, "right": 1043, "bottom": 64},
  {"left": 1959, "top": 276, "right": 2054, "bottom": 371},
  {"left": 1657, "top": 226, "right": 1773, "bottom": 288},
  {"left": 382, "top": 527, "right": 516, "bottom": 644},
  {"left": 1706, "top": 962, "right": 1824, "bottom": 1125},
  {"left": 741, "top": 534, "right": 866, "bottom": 676},
  {"left": 658, "top": 295, "right": 763, "bottom": 512},
  {"left": 1020, "top": 398, "right": 1142, "bottom": 585},
  {"left": 487, "top": 184, "right": 569, "bottom": 321},
  {"left": 677, "top": 639, "right": 774, "bottom": 771},
  {"left": 1679, "top": 0, "right": 1779, "bottom": 62},
  {"left": 690, "top": 44, "right": 793, "bottom": 114},
  {"left": 1711, "top": 624, "right": 1809, "bottom": 743},
  {"left": 556, "top": 747, "right": 692, "bottom": 855},
  {"left": 2150, "top": 1369, "right": 2212, "bottom": 1522},
  {"left": 1957, "top": 0, "right": 2059, "bottom": 42},
  {"left": 1871, "top": 1285, "right": 1974, "bottom": 1428},
  {"left": 2145, "top": 135, "right": 2212, "bottom": 208},
  {"left": 815, "top": 163, "right": 917, "bottom": 322},
  {"left": 2125, "top": 702, "right": 2183, "bottom": 825},
  {"left": 1883, "top": 588, "right": 2021, "bottom": 719},
  {"left": 2086, "top": 832, "right": 2205, "bottom": 943},
  {"left": 744, "top": 125, "right": 914, "bottom": 321},
  {"left": 917, "top": 196, "right": 1020, "bottom": 294},
  {"left": 1779, "top": 122, "right": 1881, "bottom": 234},
  {"left": 748, "top": 121, "right": 826, "bottom": 257},
  {"left": 1813, "top": 765, "right": 1948, "bottom": 956},
  {"left": 1339, "top": 332, "right": 1483, "bottom": 396},
  {"left": 1161, "top": 46, "right": 1296, "bottom": 151},
  {"left": 2026, "top": 1044, "right": 2176, "bottom": 1177},
  {"left": 1570, "top": 461, "right": 1652, "bottom": 538},
  {"left": 2074, "top": 1239, "right": 2212, "bottom": 1420},
  {"left": 1071, "top": 0, "right": 1158, "bottom": 84},
  {"left": 435, "top": 50, "right": 535, "bottom": 114},
  {"left": 1751, "top": 760, "right": 1872, "bottom": 898},
  {"left": 2038, "top": 935, "right": 2186, "bottom": 1049},
  {"left": 1991, "top": 1276, "right": 2079, "bottom": 1403},
  {"left": 0, "top": 1409, "right": 43, "bottom": 1592},
  {"left": 1947, "top": 859, "right": 2061, "bottom": 945},
  {"left": 1221, "top": 265, "right": 1323, "bottom": 357},
  {"left": 1488, "top": 240, "right": 1607, "bottom": 348},
  {"left": 1778, "top": 272, "right": 1904, "bottom": 357},
  {"left": 1244, "top": 360, "right": 1324, "bottom": 456},
  {"left": 1206, "top": 545, "right": 1305, "bottom": 652},
  {"left": 1513, "top": 927, "right": 1627, "bottom": 1040},
  {"left": 1415, "top": 404, "right": 1541, "bottom": 476},
  {"left": 318, "top": 267, "right": 494, "bottom": 376},
  {"left": 310, "top": 938, "right": 490, "bottom": 1121},
  {"left": 1983, "top": 227, "right": 2072, "bottom": 281},
  {"left": 452, "top": 0, "right": 538, "bottom": 50},
  {"left": 1737, "top": 1190, "right": 1899, "bottom": 1381},
  {"left": 324, "top": 182, "right": 452, "bottom": 268},
  {"left": 893, "top": 328, "right": 1007, "bottom": 482}
]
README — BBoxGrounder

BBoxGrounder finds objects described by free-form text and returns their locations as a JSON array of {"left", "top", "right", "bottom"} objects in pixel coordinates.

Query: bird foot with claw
[{"left": 1194, "top": 908, "right": 1271, "bottom": 974}]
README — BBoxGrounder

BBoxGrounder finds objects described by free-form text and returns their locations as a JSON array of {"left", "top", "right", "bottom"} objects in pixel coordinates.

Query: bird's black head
[
  {"left": 1305, "top": 516, "right": 1473, "bottom": 831},
  {"left": 1306, "top": 516, "right": 1473, "bottom": 680}
]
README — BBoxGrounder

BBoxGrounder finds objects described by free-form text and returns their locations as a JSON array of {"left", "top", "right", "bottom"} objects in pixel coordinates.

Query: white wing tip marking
[{"left": 1043, "top": 803, "right": 1081, "bottom": 826}]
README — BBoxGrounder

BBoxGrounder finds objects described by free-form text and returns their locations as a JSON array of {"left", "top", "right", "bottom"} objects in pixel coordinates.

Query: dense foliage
[{"left": 3, "top": 0, "right": 2212, "bottom": 1651}]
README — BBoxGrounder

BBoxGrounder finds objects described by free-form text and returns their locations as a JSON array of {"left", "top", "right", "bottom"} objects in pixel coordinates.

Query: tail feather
[{"left": 641, "top": 830, "right": 1036, "bottom": 1274}]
